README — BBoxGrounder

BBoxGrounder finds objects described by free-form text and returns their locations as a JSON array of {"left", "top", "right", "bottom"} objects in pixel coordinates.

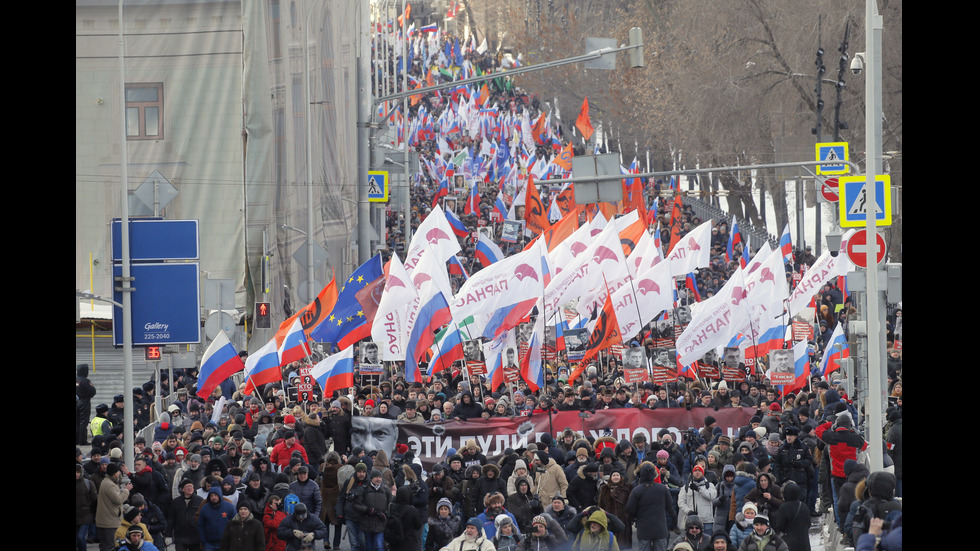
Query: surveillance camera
[{"left": 850, "top": 53, "right": 865, "bottom": 76}]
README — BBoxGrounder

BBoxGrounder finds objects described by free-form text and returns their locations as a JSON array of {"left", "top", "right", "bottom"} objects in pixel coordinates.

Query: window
[{"left": 125, "top": 83, "right": 163, "bottom": 140}]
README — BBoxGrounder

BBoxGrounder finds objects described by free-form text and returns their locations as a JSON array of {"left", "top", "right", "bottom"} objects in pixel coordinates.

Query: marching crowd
[{"left": 76, "top": 24, "right": 902, "bottom": 551}]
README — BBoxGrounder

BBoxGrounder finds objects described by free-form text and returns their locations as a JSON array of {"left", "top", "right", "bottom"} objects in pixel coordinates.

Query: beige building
[{"left": 76, "top": 0, "right": 363, "bottom": 351}]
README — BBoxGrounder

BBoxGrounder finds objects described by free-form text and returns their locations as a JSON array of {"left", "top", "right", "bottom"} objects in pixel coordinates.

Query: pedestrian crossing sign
[
  {"left": 838, "top": 174, "right": 892, "bottom": 228},
  {"left": 816, "top": 142, "right": 849, "bottom": 175},
  {"left": 367, "top": 171, "right": 389, "bottom": 203}
]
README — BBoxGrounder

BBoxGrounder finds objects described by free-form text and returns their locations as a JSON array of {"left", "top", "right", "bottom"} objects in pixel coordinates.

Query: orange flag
[
  {"left": 667, "top": 196, "right": 684, "bottom": 255},
  {"left": 618, "top": 213, "right": 647, "bottom": 257},
  {"left": 542, "top": 205, "right": 583, "bottom": 251},
  {"left": 575, "top": 97, "right": 594, "bottom": 141},
  {"left": 555, "top": 184, "right": 577, "bottom": 215},
  {"left": 623, "top": 176, "right": 647, "bottom": 223},
  {"left": 568, "top": 290, "right": 621, "bottom": 385},
  {"left": 524, "top": 176, "right": 551, "bottom": 236},
  {"left": 476, "top": 83, "right": 490, "bottom": 107},
  {"left": 553, "top": 143, "right": 574, "bottom": 171},
  {"left": 397, "top": 3, "right": 412, "bottom": 27},
  {"left": 274, "top": 271, "right": 338, "bottom": 347},
  {"left": 597, "top": 202, "right": 618, "bottom": 221},
  {"left": 531, "top": 113, "right": 547, "bottom": 145}
]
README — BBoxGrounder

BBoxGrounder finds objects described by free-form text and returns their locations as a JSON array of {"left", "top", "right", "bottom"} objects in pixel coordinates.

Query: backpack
[
  {"left": 283, "top": 493, "right": 301, "bottom": 515},
  {"left": 384, "top": 503, "right": 406, "bottom": 542}
]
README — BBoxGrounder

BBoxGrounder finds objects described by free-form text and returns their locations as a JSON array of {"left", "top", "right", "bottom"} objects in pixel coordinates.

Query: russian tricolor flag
[
  {"left": 780, "top": 224, "right": 793, "bottom": 265},
  {"left": 405, "top": 292, "right": 452, "bottom": 383},
  {"left": 448, "top": 255, "right": 469, "bottom": 280},
  {"left": 197, "top": 331, "right": 245, "bottom": 398},
  {"left": 420, "top": 23, "right": 438, "bottom": 33},
  {"left": 481, "top": 297, "right": 538, "bottom": 341},
  {"left": 492, "top": 186, "right": 507, "bottom": 222},
  {"left": 243, "top": 339, "right": 281, "bottom": 395},
  {"left": 782, "top": 339, "right": 811, "bottom": 396},
  {"left": 445, "top": 208, "right": 469, "bottom": 238},
  {"left": 427, "top": 325, "right": 464, "bottom": 376},
  {"left": 475, "top": 232, "right": 503, "bottom": 267},
  {"left": 684, "top": 272, "right": 701, "bottom": 302},
  {"left": 431, "top": 177, "right": 450, "bottom": 208},
  {"left": 311, "top": 345, "right": 354, "bottom": 398},
  {"left": 278, "top": 318, "right": 310, "bottom": 366},
  {"left": 464, "top": 180, "right": 480, "bottom": 216},
  {"left": 818, "top": 323, "right": 849, "bottom": 379},
  {"left": 727, "top": 215, "right": 743, "bottom": 266}
]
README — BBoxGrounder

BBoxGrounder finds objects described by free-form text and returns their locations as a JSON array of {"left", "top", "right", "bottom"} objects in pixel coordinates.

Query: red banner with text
[{"left": 396, "top": 407, "right": 756, "bottom": 469}]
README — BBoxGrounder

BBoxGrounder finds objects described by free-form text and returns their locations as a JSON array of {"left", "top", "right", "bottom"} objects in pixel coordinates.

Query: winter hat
[
  {"left": 437, "top": 497, "right": 453, "bottom": 511},
  {"left": 742, "top": 502, "right": 758, "bottom": 515},
  {"left": 692, "top": 465, "right": 705, "bottom": 476},
  {"left": 753, "top": 514, "right": 770, "bottom": 526},
  {"left": 466, "top": 517, "right": 482, "bottom": 529},
  {"left": 495, "top": 514, "right": 514, "bottom": 530},
  {"left": 531, "top": 515, "right": 548, "bottom": 527},
  {"left": 124, "top": 505, "right": 141, "bottom": 522},
  {"left": 656, "top": 450, "right": 670, "bottom": 460}
]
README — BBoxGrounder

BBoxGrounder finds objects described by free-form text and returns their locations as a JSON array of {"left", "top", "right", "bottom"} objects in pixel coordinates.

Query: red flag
[{"left": 575, "top": 97, "right": 594, "bottom": 141}]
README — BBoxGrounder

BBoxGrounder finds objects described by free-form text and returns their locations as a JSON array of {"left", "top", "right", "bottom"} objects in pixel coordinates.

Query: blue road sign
[
  {"left": 838, "top": 175, "right": 892, "bottom": 228},
  {"left": 815, "top": 142, "right": 849, "bottom": 175},
  {"left": 112, "top": 219, "right": 200, "bottom": 262},
  {"left": 113, "top": 262, "right": 202, "bottom": 346},
  {"left": 367, "top": 171, "right": 389, "bottom": 202}
]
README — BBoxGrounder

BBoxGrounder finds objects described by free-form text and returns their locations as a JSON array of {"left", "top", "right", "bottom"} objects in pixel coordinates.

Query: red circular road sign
[
  {"left": 845, "top": 229, "right": 886, "bottom": 268},
  {"left": 820, "top": 177, "right": 839, "bottom": 202}
]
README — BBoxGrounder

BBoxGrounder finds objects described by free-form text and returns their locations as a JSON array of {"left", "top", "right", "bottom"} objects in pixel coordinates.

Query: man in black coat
[
  {"left": 770, "top": 482, "right": 811, "bottom": 551},
  {"left": 168, "top": 478, "right": 204, "bottom": 550},
  {"left": 626, "top": 462, "right": 675, "bottom": 551},
  {"left": 325, "top": 400, "right": 352, "bottom": 457},
  {"left": 76, "top": 364, "right": 97, "bottom": 445},
  {"left": 277, "top": 503, "right": 329, "bottom": 551}
]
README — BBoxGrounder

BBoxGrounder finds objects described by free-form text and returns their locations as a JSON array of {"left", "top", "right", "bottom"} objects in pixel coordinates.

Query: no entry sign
[{"left": 845, "top": 229, "right": 886, "bottom": 268}]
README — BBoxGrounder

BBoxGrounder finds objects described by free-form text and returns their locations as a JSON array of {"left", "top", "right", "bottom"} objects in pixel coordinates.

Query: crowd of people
[{"left": 76, "top": 22, "right": 902, "bottom": 551}]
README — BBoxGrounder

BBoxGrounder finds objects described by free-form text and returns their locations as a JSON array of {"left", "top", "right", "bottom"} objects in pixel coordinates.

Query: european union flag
[{"left": 310, "top": 255, "right": 385, "bottom": 350}]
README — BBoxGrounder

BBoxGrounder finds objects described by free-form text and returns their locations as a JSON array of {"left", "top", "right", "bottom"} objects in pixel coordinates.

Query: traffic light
[{"left": 255, "top": 302, "right": 271, "bottom": 328}]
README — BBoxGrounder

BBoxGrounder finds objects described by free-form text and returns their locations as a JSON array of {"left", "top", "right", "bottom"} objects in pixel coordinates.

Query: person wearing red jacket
[
  {"left": 269, "top": 430, "right": 308, "bottom": 469},
  {"left": 262, "top": 495, "right": 288, "bottom": 551},
  {"left": 814, "top": 412, "right": 866, "bottom": 527}
]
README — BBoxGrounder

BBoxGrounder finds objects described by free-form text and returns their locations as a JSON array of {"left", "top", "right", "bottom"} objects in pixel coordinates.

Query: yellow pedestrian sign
[
  {"left": 816, "top": 142, "right": 849, "bottom": 175},
  {"left": 367, "top": 171, "right": 389, "bottom": 203}
]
